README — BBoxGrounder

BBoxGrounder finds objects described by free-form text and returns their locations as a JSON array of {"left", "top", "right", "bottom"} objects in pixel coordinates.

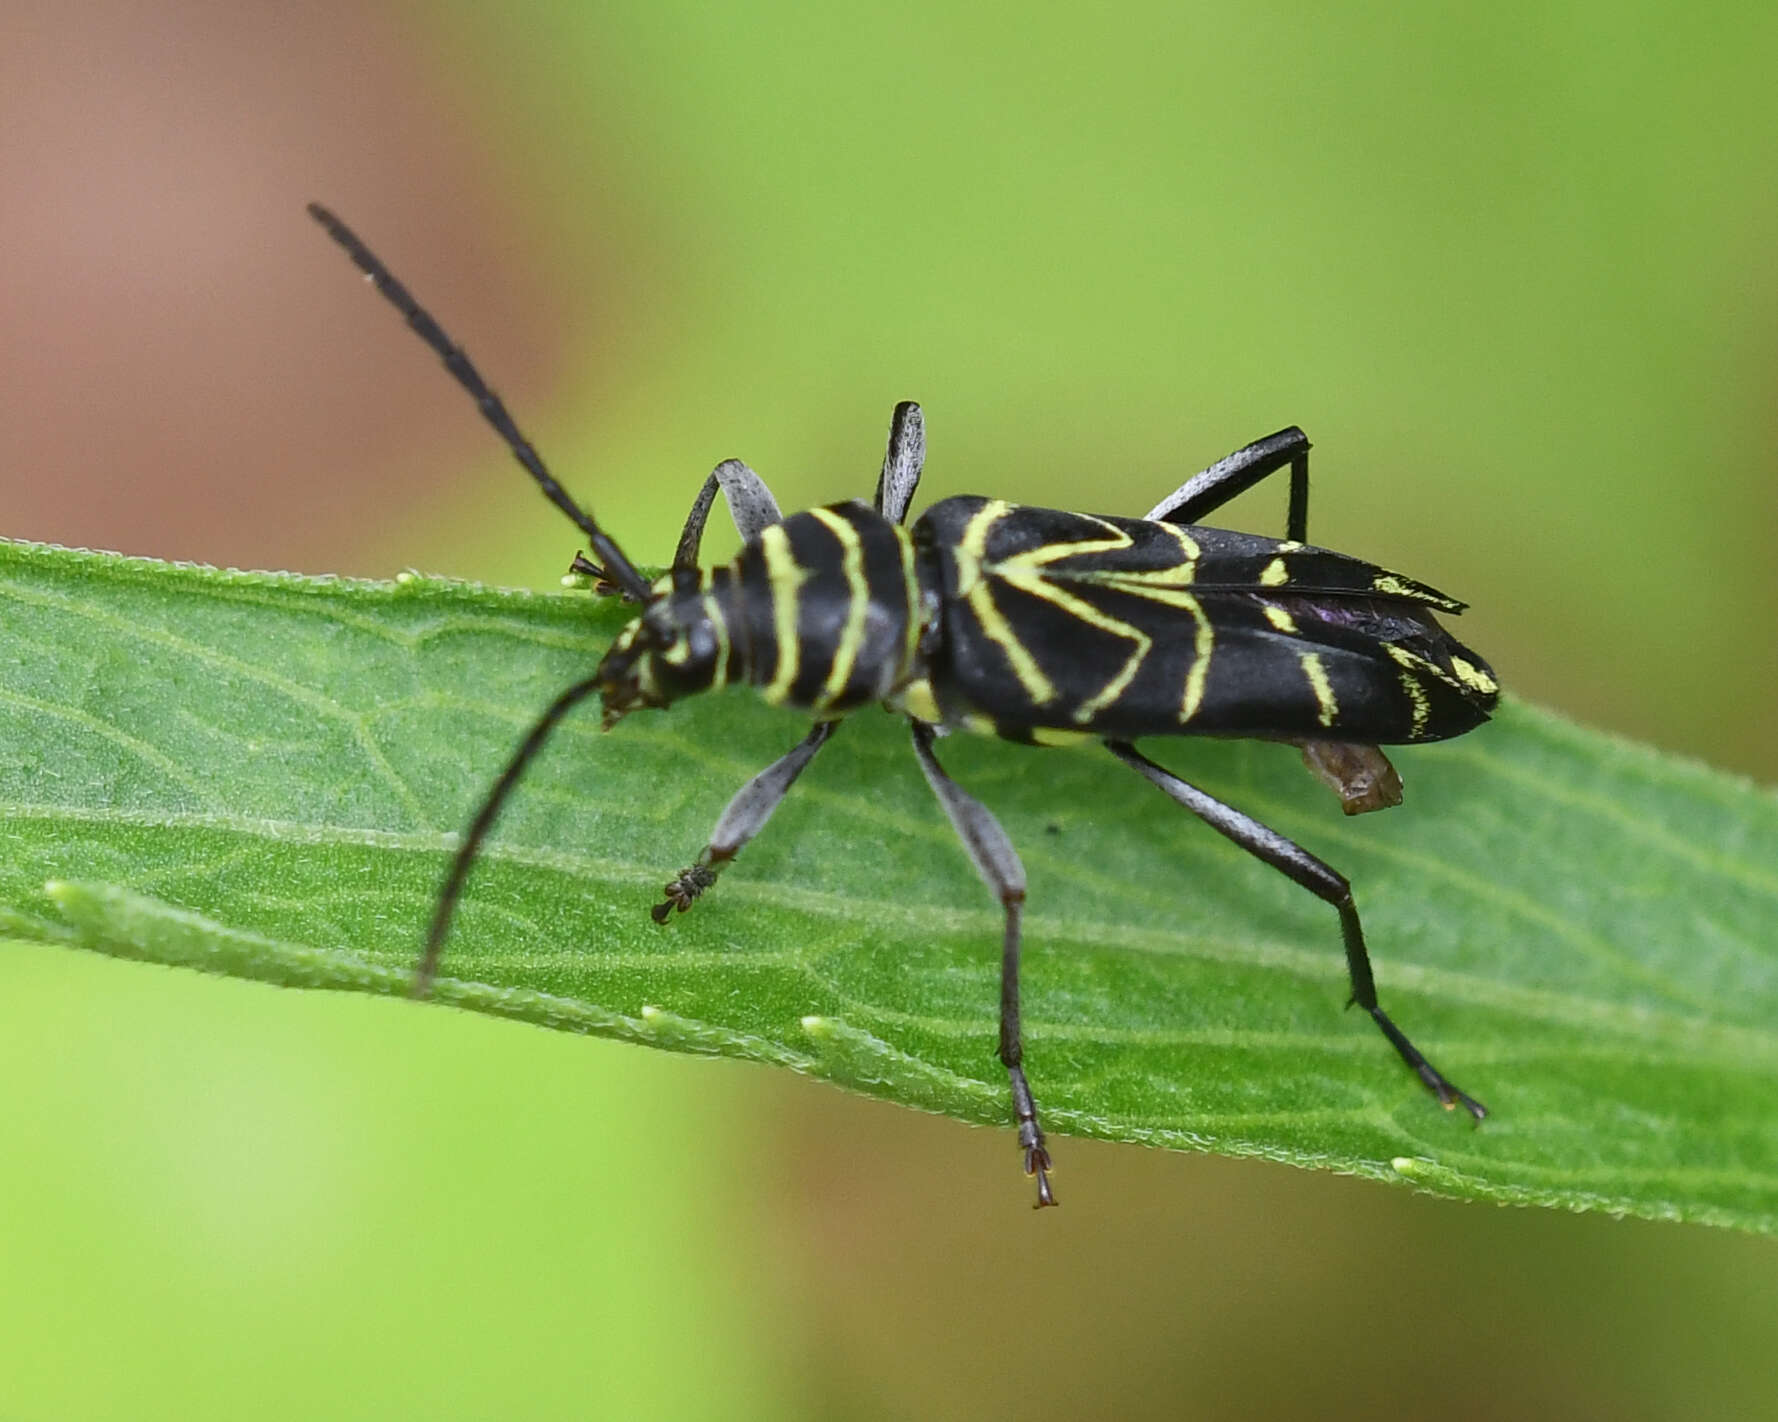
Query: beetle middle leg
[
  {"left": 653, "top": 720, "right": 838, "bottom": 921},
  {"left": 1106, "top": 739, "right": 1485, "bottom": 1118},
  {"left": 1143, "top": 426, "right": 1311, "bottom": 542},
  {"left": 910, "top": 722, "right": 1056, "bottom": 1207}
]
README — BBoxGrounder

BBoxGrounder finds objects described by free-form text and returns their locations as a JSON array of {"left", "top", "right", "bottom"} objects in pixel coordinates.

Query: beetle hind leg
[
  {"left": 1106, "top": 739, "right": 1486, "bottom": 1120},
  {"left": 1369, "top": 1005, "right": 1486, "bottom": 1117},
  {"left": 1143, "top": 426, "right": 1311, "bottom": 542}
]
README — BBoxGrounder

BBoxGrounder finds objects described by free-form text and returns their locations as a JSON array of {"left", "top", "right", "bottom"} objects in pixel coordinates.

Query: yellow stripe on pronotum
[
  {"left": 809, "top": 507, "right": 870, "bottom": 707},
  {"left": 758, "top": 523, "right": 809, "bottom": 705}
]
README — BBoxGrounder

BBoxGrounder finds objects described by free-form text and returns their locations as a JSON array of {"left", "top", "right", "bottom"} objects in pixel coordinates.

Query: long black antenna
[
  {"left": 414, "top": 673, "right": 606, "bottom": 995},
  {"left": 306, "top": 202, "right": 652, "bottom": 602}
]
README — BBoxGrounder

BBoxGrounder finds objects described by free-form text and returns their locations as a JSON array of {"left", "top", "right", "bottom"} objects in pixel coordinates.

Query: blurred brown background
[{"left": 3, "top": 2, "right": 1775, "bottom": 1418}]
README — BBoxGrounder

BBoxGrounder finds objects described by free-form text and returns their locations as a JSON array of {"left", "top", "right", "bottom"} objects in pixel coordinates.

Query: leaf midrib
[{"left": 12, "top": 795, "right": 1775, "bottom": 1073}]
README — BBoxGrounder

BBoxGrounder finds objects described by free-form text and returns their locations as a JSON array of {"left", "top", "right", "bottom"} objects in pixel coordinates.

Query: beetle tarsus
[
  {"left": 653, "top": 862, "right": 719, "bottom": 922},
  {"left": 1005, "top": 1056, "right": 1056, "bottom": 1207},
  {"left": 1370, "top": 1006, "right": 1487, "bottom": 1119},
  {"left": 1025, "top": 1137, "right": 1057, "bottom": 1208}
]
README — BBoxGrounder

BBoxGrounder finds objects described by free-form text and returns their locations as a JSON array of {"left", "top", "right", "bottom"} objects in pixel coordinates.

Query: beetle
[{"left": 309, "top": 203, "right": 1497, "bottom": 1207}]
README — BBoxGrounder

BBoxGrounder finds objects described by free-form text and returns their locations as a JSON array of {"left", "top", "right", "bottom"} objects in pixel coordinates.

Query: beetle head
[{"left": 597, "top": 579, "right": 723, "bottom": 729}]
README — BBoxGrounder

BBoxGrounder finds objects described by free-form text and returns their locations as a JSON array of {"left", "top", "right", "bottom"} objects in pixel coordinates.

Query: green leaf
[{"left": 3, "top": 536, "right": 1775, "bottom": 1231}]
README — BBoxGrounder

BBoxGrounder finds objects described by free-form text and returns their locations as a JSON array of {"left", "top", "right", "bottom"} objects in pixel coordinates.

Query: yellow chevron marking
[
  {"left": 759, "top": 524, "right": 808, "bottom": 705},
  {"left": 810, "top": 508, "right": 867, "bottom": 708},
  {"left": 1299, "top": 652, "right": 1338, "bottom": 727},
  {"left": 960, "top": 501, "right": 1056, "bottom": 705},
  {"left": 1371, "top": 572, "right": 1462, "bottom": 611},
  {"left": 1383, "top": 643, "right": 1456, "bottom": 736},
  {"left": 1384, "top": 641, "right": 1458, "bottom": 688},
  {"left": 1096, "top": 560, "right": 1198, "bottom": 589},
  {"left": 1083, "top": 579, "right": 1212, "bottom": 722},
  {"left": 1179, "top": 592, "right": 1214, "bottom": 722},
  {"left": 1019, "top": 574, "right": 1213, "bottom": 723},
  {"left": 1116, "top": 519, "right": 1201, "bottom": 579},
  {"left": 971, "top": 513, "right": 1154, "bottom": 722},
  {"left": 1450, "top": 654, "right": 1497, "bottom": 695},
  {"left": 1398, "top": 668, "right": 1430, "bottom": 736},
  {"left": 1262, "top": 604, "right": 1298, "bottom": 633},
  {"left": 1082, "top": 567, "right": 1205, "bottom": 603},
  {"left": 1014, "top": 577, "right": 1149, "bottom": 723},
  {"left": 964, "top": 503, "right": 1219, "bottom": 725},
  {"left": 1260, "top": 557, "right": 1290, "bottom": 587},
  {"left": 1157, "top": 521, "right": 1202, "bottom": 556},
  {"left": 1013, "top": 515, "right": 1131, "bottom": 568},
  {"left": 1015, "top": 515, "right": 1202, "bottom": 587},
  {"left": 952, "top": 502, "right": 998, "bottom": 596}
]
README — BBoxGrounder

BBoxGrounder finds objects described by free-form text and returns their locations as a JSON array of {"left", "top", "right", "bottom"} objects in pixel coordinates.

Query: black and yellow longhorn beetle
[{"left": 310, "top": 203, "right": 1499, "bottom": 1208}]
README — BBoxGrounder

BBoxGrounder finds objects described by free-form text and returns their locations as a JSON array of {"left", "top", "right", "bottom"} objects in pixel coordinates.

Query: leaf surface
[{"left": 3, "top": 537, "right": 1775, "bottom": 1230}]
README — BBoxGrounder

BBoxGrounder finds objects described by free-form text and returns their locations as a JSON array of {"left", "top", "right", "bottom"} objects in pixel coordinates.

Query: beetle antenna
[
  {"left": 414, "top": 672, "right": 606, "bottom": 996},
  {"left": 307, "top": 202, "right": 652, "bottom": 603}
]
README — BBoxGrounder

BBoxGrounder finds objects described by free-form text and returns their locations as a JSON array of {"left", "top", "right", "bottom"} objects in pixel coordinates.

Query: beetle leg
[
  {"left": 1143, "top": 426, "right": 1311, "bottom": 543},
  {"left": 569, "top": 453, "right": 782, "bottom": 595},
  {"left": 910, "top": 722, "right": 1056, "bottom": 1207},
  {"left": 1106, "top": 740, "right": 1486, "bottom": 1119},
  {"left": 653, "top": 720, "right": 837, "bottom": 922},
  {"left": 874, "top": 401, "right": 926, "bottom": 526},
  {"left": 670, "top": 458, "right": 785, "bottom": 570}
]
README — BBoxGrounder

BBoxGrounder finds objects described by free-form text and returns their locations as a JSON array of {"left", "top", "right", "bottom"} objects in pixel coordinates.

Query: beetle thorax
[{"left": 597, "top": 502, "right": 926, "bottom": 729}]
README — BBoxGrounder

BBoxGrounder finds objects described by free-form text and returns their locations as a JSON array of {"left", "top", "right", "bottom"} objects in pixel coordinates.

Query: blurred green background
[{"left": 4, "top": 2, "right": 1776, "bottom": 1418}]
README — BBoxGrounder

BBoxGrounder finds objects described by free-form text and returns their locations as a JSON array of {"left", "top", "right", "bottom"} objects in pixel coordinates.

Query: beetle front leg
[
  {"left": 910, "top": 722, "right": 1055, "bottom": 1207},
  {"left": 653, "top": 720, "right": 837, "bottom": 922},
  {"left": 670, "top": 458, "right": 785, "bottom": 570},
  {"left": 1106, "top": 739, "right": 1485, "bottom": 1118},
  {"left": 571, "top": 457, "right": 785, "bottom": 591}
]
